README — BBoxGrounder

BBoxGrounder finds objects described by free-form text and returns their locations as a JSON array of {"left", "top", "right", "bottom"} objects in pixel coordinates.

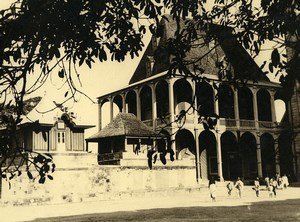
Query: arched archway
[
  {"left": 125, "top": 90, "right": 137, "bottom": 116},
  {"left": 199, "top": 130, "right": 217, "bottom": 180},
  {"left": 260, "top": 133, "right": 276, "bottom": 177},
  {"left": 196, "top": 81, "right": 214, "bottom": 117},
  {"left": 218, "top": 84, "right": 235, "bottom": 119},
  {"left": 156, "top": 80, "right": 169, "bottom": 118},
  {"left": 113, "top": 94, "right": 123, "bottom": 113},
  {"left": 238, "top": 87, "right": 254, "bottom": 120},
  {"left": 140, "top": 85, "right": 152, "bottom": 121},
  {"left": 257, "top": 89, "right": 272, "bottom": 121},
  {"left": 221, "top": 131, "right": 241, "bottom": 180},
  {"left": 175, "top": 129, "right": 195, "bottom": 160},
  {"left": 240, "top": 132, "right": 257, "bottom": 179},
  {"left": 173, "top": 79, "right": 192, "bottom": 115},
  {"left": 278, "top": 132, "right": 295, "bottom": 180}
]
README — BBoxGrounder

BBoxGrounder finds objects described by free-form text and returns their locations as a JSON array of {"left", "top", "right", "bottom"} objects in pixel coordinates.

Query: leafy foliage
[{"left": 1, "top": 0, "right": 300, "bottom": 176}]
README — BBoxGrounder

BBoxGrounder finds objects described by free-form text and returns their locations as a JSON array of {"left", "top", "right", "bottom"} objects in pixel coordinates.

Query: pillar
[
  {"left": 194, "top": 128, "right": 201, "bottom": 182},
  {"left": 215, "top": 130, "right": 224, "bottom": 182},
  {"left": 252, "top": 87, "right": 259, "bottom": 129},
  {"left": 98, "top": 100, "right": 102, "bottom": 130},
  {"left": 109, "top": 97, "right": 114, "bottom": 122},
  {"left": 213, "top": 82, "right": 220, "bottom": 116},
  {"left": 151, "top": 83, "right": 157, "bottom": 130},
  {"left": 124, "top": 138, "right": 128, "bottom": 152},
  {"left": 168, "top": 79, "right": 176, "bottom": 154},
  {"left": 270, "top": 90, "right": 277, "bottom": 125},
  {"left": 135, "top": 88, "right": 141, "bottom": 120},
  {"left": 168, "top": 79, "right": 175, "bottom": 123},
  {"left": 233, "top": 87, "right": 240, "bottom": 128},
  {"left": 274, "top": 136, "right": 281, "bottom": 175},
  {"left": 255, "top": 133, "right": 263, "bottom": 178},
  {"left": 192, "top": 80, "right": 201, "bottom": 181},
  {"left": 122, "top": 93, "right": 126, "bottom": 113}
]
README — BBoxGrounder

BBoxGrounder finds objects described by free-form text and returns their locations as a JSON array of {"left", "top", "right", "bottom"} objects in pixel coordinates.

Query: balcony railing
[
  {"left": 219, "top": 118, "right": 236, "bottom": 127},
  {"left": 258, "top": 121, "right": 274, "bottom": 128},
  {"left": 144, "top": 116, "right": 287, "bottom": 130},
  {"left": 98, "top": 152, "right": 123, "bottom": 162},
  {"left": 240, "top": 120, "right": 255, "bottom": 128}
]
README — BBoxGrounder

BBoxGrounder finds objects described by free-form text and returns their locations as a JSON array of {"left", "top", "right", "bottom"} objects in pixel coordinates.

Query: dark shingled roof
[
  {"left": 129, "top": 15, "right": 269, "bottom": 84},
  {"left": 86, "top": 113, "right": 163, "bottom": 141}
]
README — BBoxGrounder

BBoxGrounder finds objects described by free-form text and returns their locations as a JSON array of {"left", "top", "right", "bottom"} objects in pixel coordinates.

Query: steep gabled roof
[
  {"left": 86, "top": 113, "right": 163, "bottom": 141},
  {"left": 129, "top": 15, "right": 268, "bottom": 84}
]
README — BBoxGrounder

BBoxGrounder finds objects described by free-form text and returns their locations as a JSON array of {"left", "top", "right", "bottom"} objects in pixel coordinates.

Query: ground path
[{"left": 1, "top": 186, "right": 300, "bottom": 221}]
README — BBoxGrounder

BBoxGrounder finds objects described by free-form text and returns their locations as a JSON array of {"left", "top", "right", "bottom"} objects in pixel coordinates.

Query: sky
[{"left": 0, "top": 1, "right": 286, "bottom": 139}]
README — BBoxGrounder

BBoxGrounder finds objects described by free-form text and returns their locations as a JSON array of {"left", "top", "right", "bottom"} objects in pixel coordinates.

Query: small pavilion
[{"left": 86, "top": 113, "right": 166, "bottom": 165}]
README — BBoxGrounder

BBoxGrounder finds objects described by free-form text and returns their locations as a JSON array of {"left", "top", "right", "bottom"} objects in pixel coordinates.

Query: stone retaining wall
[{"left": 0, "top": 165, "right": 201, "bottom": 206}]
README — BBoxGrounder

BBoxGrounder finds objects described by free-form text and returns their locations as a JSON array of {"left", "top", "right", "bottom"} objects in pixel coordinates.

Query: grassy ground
[{"left": 33, "top": 198, "right": 300, "bottom": 222}]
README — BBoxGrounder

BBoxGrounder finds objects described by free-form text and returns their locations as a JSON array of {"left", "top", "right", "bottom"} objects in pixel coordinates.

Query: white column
[
  {"left": 215, "top": 130, "right": 224, "bottom": 182},
  {"left": 98, "top": 100, "right": 102, "bottom": 130},
  {"left": 270, "top": 90, "right": 276, "bottom": 125},
  {"left": 194, "top": 128, "right": 201, "bottom": 182},
  {"left": 168, "top": 79, "right": 176, "bottom": 154},
  {"left": 255, "top": 133, "right": 263, "bottom": 178},
  {"left": 122, "top": 93, "right": 127, "bottom": 113},
  {"left": 193, "top": 81, "right": 201, "bottom": 182},
  {"left": 168, "top": 79, "right": 175, "bottom": 123},
  {"left": 135, "top": 89, "right": 141, "bottom": 120},
  {"left": 213, "top": 82, "right": 220, "bottom": 116},
  {"left": 274, "top": 135, "right": 281, "bottom": 175},
  {"left": 233, "top": 87, "right": 240, "bottom": 128},
  {"left": 109, "top": 97, "right": 114, "bottom": 122},
  {"left": 252, "top": 87, "right": 259, "bottom": 129},
  {"left": 151, "top": 83, "right": 157, "bottom": 130}
]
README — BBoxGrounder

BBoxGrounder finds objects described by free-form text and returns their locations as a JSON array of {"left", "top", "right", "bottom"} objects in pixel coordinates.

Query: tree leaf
[
  {"left": 268, "top": 62, "right": 274, "bottom": 73},
  {"left": 27, "top": 171, "right": 33, "bottom": 180},
  {"left": 58, "top": 69, "right": 64, "bottom": 78},
  {"left": 271, "top": 48, "right": 280, "bottom": 67},
  {"left": 38, "top": 176, "right": 46, "bottom": 184}
]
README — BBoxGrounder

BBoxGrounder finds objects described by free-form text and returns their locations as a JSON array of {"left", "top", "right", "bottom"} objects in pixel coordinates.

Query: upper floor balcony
[{"left": 142, "top": 116, "right": 289, "bottom": 131}]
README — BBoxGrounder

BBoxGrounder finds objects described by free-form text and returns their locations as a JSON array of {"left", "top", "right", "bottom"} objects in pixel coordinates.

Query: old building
[
  {"left": 17, "top": 96, "right": 96, "bottom": 168},
  {"left": 87, "top": 18, "right": 295, "bottom": 182}
]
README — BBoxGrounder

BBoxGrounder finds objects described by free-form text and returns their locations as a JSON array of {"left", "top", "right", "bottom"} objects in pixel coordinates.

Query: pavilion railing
[
  {"left": 98, "top": 152, "right": 123, "bottom": 162},
  {"left": 240, "top": 120, "right": 255, "bottom": 128}
]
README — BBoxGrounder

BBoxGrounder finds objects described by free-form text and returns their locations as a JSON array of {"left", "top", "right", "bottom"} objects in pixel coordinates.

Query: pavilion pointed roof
[
  {"left": 129, "top": 15, "right": 269, "bottom": 84},
  {"left": 86, "top": 113, "right": 163, "bottom": 141}
]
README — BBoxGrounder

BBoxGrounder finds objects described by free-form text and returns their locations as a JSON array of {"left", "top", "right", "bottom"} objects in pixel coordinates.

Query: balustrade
[{"left": 98, "top": 152, "right": 123, "bottom": 162}]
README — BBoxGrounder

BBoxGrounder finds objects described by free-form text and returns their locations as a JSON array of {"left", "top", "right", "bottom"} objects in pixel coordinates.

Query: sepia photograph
[{"left": 0, "top": 0, "right": 299, "bottom": 221}]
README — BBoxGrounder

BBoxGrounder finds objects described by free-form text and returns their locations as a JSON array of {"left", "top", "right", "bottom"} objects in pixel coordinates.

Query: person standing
[
  {"left": 235, "top": 177, "right": 244, "bottom": 198},
  {"left": 208, "top": 177, "right": 217, "bottom": 201},
  {"left": 227, "top": 181, "right": 233, "bottom": 197},
  {"left": 254, "top": 177, "right": 260, "bottom": 197},
  {"left": 282, "top": 174, "right": 289, "bottom": 189},
  {"left": 272, "top": 177, "right": 278, "bottom": 197},
  {"left": 265, "top": 176, "right": 270, "bottom": 189}
]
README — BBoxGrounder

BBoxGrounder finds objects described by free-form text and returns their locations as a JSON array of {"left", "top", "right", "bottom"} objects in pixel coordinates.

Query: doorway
[{"left": 57, "top": 131, "right": 66, "bottom": 152}]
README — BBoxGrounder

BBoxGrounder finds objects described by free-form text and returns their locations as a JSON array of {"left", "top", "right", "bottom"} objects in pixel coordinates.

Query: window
[
  {"left": 58, "top": 132, "right": 61, "bottom": 143},
  {"left": 58, "top": 132, "right": 65, "bottom": 144}
]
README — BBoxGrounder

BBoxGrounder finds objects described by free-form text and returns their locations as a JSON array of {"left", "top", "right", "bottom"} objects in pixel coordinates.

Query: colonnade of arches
[
  {"left": 174, "top": 129, "right": 294, "bottom": 180},
  {"left": 98, "top": 77, "right": 280, "bottom": 131},
  {"left": 97, "top": 76, "right": 292, "bottom": 180}
]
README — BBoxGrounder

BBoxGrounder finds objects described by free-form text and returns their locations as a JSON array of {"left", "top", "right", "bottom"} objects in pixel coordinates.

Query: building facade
[{"left": 93, "top": 18, "right": 295, "bottom": 182}]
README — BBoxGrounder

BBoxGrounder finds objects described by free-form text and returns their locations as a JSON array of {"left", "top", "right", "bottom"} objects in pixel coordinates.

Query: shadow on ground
[{"left": 32, "top": 198, "right": 300, "bottom": 222}]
